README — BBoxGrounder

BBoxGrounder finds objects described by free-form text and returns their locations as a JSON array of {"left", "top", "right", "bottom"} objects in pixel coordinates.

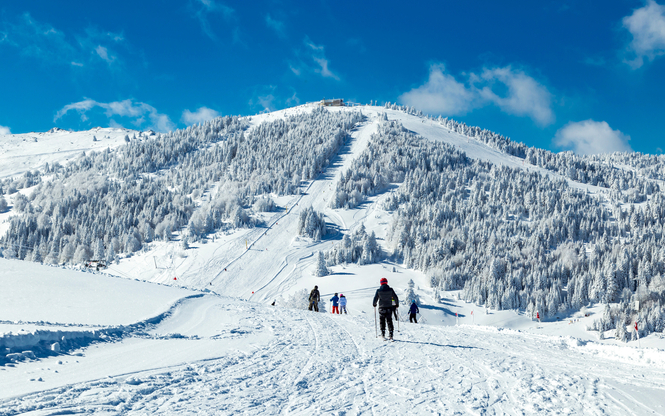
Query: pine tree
[
  {"left": 314, "top": 251, "right": 329, "bottom": 277},
  {"left": 403, "top": 279, "right": 420, "bottom": 306}
]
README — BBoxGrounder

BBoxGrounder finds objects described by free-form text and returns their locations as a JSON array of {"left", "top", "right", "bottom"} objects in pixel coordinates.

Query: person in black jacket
[
  {"left": 309, "top": 285, "right": 320, "bottom": 312},
  {"left": 372, "top": 277, "right": 399, "bottom": 340}
]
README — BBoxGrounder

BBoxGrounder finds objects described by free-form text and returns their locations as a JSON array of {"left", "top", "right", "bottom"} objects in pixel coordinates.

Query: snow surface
[
  {"left": 0, "top": 127, "right": 140, "bottom": 179},
  {"left": 2, "top": 105, "right": 665, "bottom": 414}
]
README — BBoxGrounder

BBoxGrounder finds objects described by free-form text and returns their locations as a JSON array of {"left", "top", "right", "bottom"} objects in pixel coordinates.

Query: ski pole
[
  {"left": 374, "top": 306, "right": 378, "bottom": 338},
  {"left": 397, "top": 309, "right": 400, "bottom": 332}
]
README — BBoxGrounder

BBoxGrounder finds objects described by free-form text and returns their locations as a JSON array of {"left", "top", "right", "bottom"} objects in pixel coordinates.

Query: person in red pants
[{"left": 330, "top": 293, "right": 340, "bottom": 314}]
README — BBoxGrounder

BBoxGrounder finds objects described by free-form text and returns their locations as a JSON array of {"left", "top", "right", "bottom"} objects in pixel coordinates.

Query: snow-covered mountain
[{"left": 2, "top": 103, "right": 665, "bottom": 414}]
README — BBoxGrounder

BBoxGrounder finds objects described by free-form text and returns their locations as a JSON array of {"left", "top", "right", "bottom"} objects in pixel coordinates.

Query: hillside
[{"left": 1, "top": 103, "right": 665, "bottom": 413}]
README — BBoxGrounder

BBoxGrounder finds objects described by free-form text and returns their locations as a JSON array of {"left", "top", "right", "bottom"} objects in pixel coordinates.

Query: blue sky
[{"left": 1, "top": 1, "right": 665, "bottom": 155}]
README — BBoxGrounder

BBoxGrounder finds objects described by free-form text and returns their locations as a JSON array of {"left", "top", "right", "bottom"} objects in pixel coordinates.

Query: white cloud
[
  {"left": 259, "top": 95, "right": 275, "bottom": 111},
  {"left": 399, "top": 64, "right": 554, "bottom": 126},
  {"left": 289, "top": 64, "right": 301, "bottom": 76},
  {"left": 95, "top": 45, "right": 115, "bottom": 63},
  {"left": 313, "top": 57, "right": 339, "bottom": 80},
  {"left": 286, "top": 91, "right": 300, "bottom": 106},
  {"left": 622, "top": 0, "right": 665, "bottom": 68},
  {"left": 182, "top": 107, "right": 220, "bottom": 125},
  {"left": 191, "top": 0, "right": 235, "bottom": 41},
  {"left": 248, "top": 86, "right": 278, "bottom": 112},
  {"left": 55, "top": 98, "right": 175, "bottom": 132},
  {"left": 476, "top": 66, "right": 554, "bottom": 126},
  {"left": 553, "top": 120, "right": 632, "bottom": 155},
  {"left": 265, "top": 14, "right": 286, "bottom": 38},
  {"left": 399, "top": 64, "right": 476, "bottom": 115},
  {"left": 0, "top": 125, "right": 11, "bottom": 135},
  {"left": 108, "top": 119, "right": 125, "bottom": 129},
  {"left": 303, "top": 37, "right": 340, "bottom": 80}
]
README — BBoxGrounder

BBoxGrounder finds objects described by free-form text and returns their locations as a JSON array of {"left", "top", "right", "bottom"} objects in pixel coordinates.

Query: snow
[
  {"left": 0, "top": 126, "right": 139, "bottom": 179},
  {"left": 2, "top": 105, "right": 665, "bottom": 413},
  {"left": 0, "top": 259, "right": 194, "bottom": 326},
  {"left": 2, "top": 272, "right": 665, "bottom": 413}
]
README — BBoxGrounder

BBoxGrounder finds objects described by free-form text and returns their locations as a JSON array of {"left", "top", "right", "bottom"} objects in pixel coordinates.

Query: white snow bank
[
  {"left": 0, "top": 258, "right": 197, "bottom": 326},
  {"left": 0, "top": 293, "right": 204, "bottom": 364}
]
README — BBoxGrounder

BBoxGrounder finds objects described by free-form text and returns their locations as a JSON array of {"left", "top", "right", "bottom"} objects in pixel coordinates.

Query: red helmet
[{"left": 380, "top": 278, "right": 388, "bottom": 285}]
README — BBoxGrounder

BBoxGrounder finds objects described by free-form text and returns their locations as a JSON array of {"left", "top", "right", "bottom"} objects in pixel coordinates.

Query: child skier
[
  {"left": 339, "top": 294, "right": 347, "bottom": 314},
  {"left": 330, "top": 293, "right": 340, "bottom": 314}
]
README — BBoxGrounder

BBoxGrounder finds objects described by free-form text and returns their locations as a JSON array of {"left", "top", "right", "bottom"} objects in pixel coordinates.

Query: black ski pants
[
  {"left": 379, "top": 307, "right": 394, "bottom": 337},
  {"left": 410, "top": 313, "right": 418, "bottom": 323}
]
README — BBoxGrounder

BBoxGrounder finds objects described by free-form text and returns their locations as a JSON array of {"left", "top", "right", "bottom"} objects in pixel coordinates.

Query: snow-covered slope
[
  {"left": 2, "top": 105, "right": 665, "bottom": 414},
  {"left": 2, "top": 261, "right": 665, "bottom": 414},
  {"left": 0, "top": 127, "right": 142, "bottom": 179}
]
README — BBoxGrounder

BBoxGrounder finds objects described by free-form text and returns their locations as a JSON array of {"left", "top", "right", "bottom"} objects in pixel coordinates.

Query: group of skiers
[
  {"left": 307, "top": 286, "right": 348, "bottom": 314},
  {"left": 308, "top": 277, "right": 421, "bottom": 341},
  {"left": 329, "top": 293, "right": 348, "bottom": 314}
]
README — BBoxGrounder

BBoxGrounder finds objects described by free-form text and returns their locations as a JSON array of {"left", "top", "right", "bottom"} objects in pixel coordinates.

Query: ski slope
[
  {"left": 0, "top": 127, "right": 140, "bottom": 179},
  {"left": 2, "top": 105, "right": 665, "bottom": 414},
  {"left": 2, "top": 259, "right": 665, "bottom": 414}
]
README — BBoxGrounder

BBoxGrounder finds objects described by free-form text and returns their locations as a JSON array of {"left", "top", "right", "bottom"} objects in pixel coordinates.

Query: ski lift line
[
  {"left": 209, "top": 118, "right": 364, "bottom": 287},
  {"left": 104, "top": 265, "right": 134, "bottom": 280},
  {"left": 0, "top": 240, "right": 57, "bottom": 251},
  {"left": 209, "top": 156, "right": 331, "bottom": 286}
]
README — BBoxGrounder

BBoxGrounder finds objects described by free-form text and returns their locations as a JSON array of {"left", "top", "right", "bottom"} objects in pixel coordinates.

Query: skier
[
  {"left": 373, "top": 277, "right": 399, "bottom": 340},
  {"left": 339, "top": 293, "right": 348, "bottom": 314},
  {"left": 330, "top": 293, "right": 340, "bottom": 314},
  {"left": 409, "top": 299, "right": 419, "bottom": 323},
  {"left": 309, "top": 285, "right": 320, "bottom": 312}
]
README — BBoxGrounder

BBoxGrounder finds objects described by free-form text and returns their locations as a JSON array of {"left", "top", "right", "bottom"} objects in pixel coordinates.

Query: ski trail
[
  {"left": 326, "top": 314, "right": 377, "bottom": 415},
  {"left": 3, "top": 297, "right": 665, "bottom": 414}
]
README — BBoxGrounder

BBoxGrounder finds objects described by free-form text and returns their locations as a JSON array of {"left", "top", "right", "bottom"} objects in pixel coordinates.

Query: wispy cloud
[
  {"left": 55, "top": 98, "right": 175, "bottom": 132},
  {"left": 265, "top": 14, "right": 286, "bottom": 38},
  {"left": 289, "top": 64, "right": 301, "bottom": 76},
  {"left": 0, "top": 13, "right": 126, "bottom": 70},
  {"left": 622, "top": 0, "right": 665, "bottom": 69},
  {"left": 553, "top": 120, "right": 632, "bottom": 155},
  {"left": 249, "top": 87, "right": 277, "bottom": 112},
  {"left": 95, "top": 45, "right": 115, "bottom": 64},
  {"left": 1, "top": 13, "right": 75, "bottom": 64},
  {"left": 249, "top": 86, "right": 305, "bottom": 113},
  {"left": 190, "top": 0, "right": 235, "bottom": 41},
  {"left": 400, "top": 64, "right": 554, "bottom": 126},
  {"left": 0, "top": 125, "right": 11, "bottom": 135},
  {"left": 182, "top": 107, "right": 220, "bottom": 125},
  {"left": 286, "top": 91, "right": 300, "bottom": 106},
  {"left": 291, "top": 37, "right": 340, "bottom": 80}
]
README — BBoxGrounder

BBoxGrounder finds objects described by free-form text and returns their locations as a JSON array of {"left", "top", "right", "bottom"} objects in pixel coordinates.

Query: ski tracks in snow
[{"left": 3, "top": 298, "right": 665, "bottom": 415}]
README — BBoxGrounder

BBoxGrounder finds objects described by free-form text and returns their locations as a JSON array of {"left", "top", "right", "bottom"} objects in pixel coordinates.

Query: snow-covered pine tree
[
  {"left": 314, "top": 251, "right": 329, "bottom": 277},
  {"left": 403, "top": 279, "right": 420, "bottom": 306}
]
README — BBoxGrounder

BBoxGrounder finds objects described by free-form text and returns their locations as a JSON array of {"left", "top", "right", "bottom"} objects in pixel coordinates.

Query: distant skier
[
  {"left": 373, "top": 277, "right": 399, "bottom": 340},
  {"left": 330, "top": 293, "right": 340, "bottom": 314},
  {"left": 339, "top": 293, "right": 348, "bottom": 314},
  {"left": 409, "top": 300, "right": 419, "bottom": 323},
  {"left": 309, "top": 285, "right": 320, "bottom": 312}
]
